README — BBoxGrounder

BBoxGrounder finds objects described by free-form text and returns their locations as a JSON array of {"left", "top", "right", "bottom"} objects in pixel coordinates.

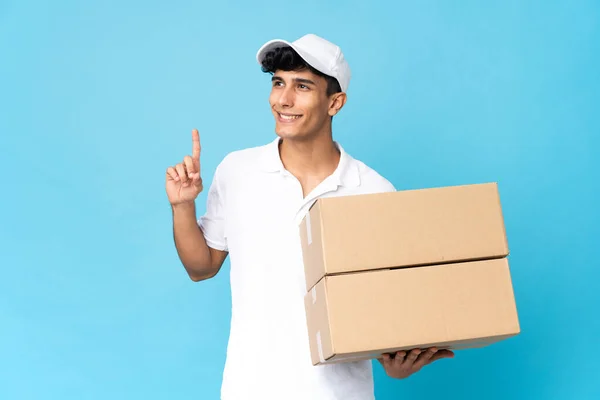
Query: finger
[
  {"left": 414, "top": 347, "right": 437, "bottom": 369},
  {"left": 175, "top": 163, "right": 189, "bottom": 185},
  {"left": 404, "top": 349, "right": 422, "bottom": 367},
  {"left": 192, "top": 129, "right": 201, "bottom": 169},
  {"left": 379, "top": 353, "right": 393, "bottom": 369},
  {"left": 393, "top": 351, "right": 407, "bottom": 368},
  {"left": 184, "top": 155, "right": 195, "bottom": 175},
  {"left": 166, "top": 166, "right": 180, "bottom": 181}
]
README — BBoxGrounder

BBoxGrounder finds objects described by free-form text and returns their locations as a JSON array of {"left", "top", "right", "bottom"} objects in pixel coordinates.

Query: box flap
[
  {"left": 304, "top": 277, "right": 335, "bottom": 365},
  {"left": 300, "top": 202, "right": 326, "bottom": 292}
]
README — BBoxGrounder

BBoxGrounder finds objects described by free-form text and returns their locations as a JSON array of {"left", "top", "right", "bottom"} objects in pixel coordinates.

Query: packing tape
[
  {"left": 316, "top": 331, "right": 325, "bottom": 364},
  {"left": 306, "top": 212, "right": 312, "bottom": 245},
  {"left": 311, "top": 286, "right": 317, "bottom": 304}
]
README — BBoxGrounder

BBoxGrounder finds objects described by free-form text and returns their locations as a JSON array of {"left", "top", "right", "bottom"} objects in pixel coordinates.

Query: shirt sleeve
[
  {"left": 197, "top": 164, "right": 228, "bottom": 252},
  {"left": 381, "top": 179, "right": 397, "bottom": 192}
]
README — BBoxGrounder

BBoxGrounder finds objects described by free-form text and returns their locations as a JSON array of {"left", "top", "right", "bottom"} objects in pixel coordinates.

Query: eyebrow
[{"left": 272, "top": 75, "right": 317, "bottom": 86}]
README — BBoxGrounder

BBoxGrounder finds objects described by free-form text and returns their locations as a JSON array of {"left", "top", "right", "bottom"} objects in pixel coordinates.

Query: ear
[{"left": 328, "top": 92, "right": 347, "bottom": 117}]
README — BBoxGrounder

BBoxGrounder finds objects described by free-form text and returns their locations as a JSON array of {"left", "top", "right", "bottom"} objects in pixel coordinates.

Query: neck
[{"left": 278, "top": 133, "right": 340, "bottom": 180}]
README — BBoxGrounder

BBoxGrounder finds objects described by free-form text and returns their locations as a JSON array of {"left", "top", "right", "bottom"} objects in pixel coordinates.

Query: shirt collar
[{"left": 259, "top": 137, "right": 361, "bottom": 188}]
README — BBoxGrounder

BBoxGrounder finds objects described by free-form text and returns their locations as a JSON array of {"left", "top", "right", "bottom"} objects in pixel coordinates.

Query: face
[{"left": 269, "top": 69, "right": 345, "bottom": 141}]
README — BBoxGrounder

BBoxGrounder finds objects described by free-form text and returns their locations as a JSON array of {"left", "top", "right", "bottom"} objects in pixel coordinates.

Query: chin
[{"left": 275, "top": 126, "right": 302, "bottom": 139}]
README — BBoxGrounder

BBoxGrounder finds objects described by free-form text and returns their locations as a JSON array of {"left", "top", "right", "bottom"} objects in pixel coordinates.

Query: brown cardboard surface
[
  {"left": 304, "top": 258, "right": 520, "bottom": 366},
  {"left": 299, "top": 182, "right": 509, "bottom": 291}
]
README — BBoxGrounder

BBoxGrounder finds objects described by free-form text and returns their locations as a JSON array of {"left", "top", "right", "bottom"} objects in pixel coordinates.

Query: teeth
[{"left": 280, "top": 114, "right": 300, "bottom": 120}]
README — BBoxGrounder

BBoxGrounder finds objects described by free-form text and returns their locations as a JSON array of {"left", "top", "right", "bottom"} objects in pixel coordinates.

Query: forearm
[{"left": 172, "top": 202, "right": 218, "bottom": 281}]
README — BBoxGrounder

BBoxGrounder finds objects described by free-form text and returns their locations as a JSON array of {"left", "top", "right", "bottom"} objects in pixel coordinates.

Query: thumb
[
  {"left": 429, "top": 350, "right": 454, "bottom": 363},
  {"left": 191, "top": 172, "right": 202, "bottom": 187}
]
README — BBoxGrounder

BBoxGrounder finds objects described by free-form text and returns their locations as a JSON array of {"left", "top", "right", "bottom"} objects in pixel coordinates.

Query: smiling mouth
[{"left": 277, "top": 112, "right": 303, "bottom": 121}]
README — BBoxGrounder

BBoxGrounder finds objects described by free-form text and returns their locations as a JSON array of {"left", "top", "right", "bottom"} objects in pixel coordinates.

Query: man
[{"left": 166, "top": 34, "right": 454, "bottom": 399}]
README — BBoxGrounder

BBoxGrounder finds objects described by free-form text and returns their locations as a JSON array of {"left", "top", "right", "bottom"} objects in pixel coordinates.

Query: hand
[
  {"left": 166, "top": 129, "right": 204, "bottom": 206},
  {"left": 378, "top": 347, "right": 454, "bottom": 379}
]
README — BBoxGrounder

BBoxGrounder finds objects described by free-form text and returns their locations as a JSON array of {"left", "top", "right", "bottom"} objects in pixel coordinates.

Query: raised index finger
[{"left": 192, "top": 129, "right": 201, "bottom": 167}]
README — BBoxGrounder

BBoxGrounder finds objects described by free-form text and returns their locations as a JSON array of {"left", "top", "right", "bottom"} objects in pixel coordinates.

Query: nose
[{"left": 277, "top": 85, "right": 294, "bottom": 109}]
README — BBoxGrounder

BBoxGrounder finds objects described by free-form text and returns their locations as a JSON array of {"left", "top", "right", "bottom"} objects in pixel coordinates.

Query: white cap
[{"left": 256, "top": 34, "right": 351, "bottom": 93}]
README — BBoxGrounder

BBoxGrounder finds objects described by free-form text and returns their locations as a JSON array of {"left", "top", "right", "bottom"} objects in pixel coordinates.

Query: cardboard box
[
  {"left": 299, "top": 183, "right": 509, "bottom": 291},
  {"left": 304, "top": 258, "right": 520, "bottom": 365}
]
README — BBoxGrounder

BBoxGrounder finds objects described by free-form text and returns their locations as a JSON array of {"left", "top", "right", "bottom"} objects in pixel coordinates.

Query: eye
[
  {"left": 272, "top": 81, "right": 283, "bottom": 87},
  {"left": 298, "top": 84, "right": 309, "bottom": 90}
]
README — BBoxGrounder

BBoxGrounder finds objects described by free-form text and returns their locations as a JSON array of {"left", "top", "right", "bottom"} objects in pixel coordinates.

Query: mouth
[{"left": 277, "top": 112, "right": 303, "bottom": 123}]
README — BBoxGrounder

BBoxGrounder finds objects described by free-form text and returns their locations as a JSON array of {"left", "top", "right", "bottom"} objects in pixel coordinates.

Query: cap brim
[
  {"left": 255, "top": 38, "right": 332, "bottom": 81},
  {"left": 256, "top": 39, "right": 293, "bottom": 65}
]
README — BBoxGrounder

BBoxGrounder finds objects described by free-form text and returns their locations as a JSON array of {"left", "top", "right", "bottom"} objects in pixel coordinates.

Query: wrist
[{"left": 171, "top": 201, "right": 196, "bottom": 213}]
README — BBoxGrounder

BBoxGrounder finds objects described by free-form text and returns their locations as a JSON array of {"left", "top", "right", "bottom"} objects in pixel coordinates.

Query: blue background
[{"left": 1, "top": 0, "right": 598, "bottom": 399}]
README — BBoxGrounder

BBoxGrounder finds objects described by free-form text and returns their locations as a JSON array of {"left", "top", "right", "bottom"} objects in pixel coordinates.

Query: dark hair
[{"left": 261, "top": 46, "right": 342, "bottom": 96}]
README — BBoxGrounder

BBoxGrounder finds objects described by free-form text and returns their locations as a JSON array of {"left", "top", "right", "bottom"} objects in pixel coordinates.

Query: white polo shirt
[{"left": 198, "top": 137, "right": 396, "bottom": 400}]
